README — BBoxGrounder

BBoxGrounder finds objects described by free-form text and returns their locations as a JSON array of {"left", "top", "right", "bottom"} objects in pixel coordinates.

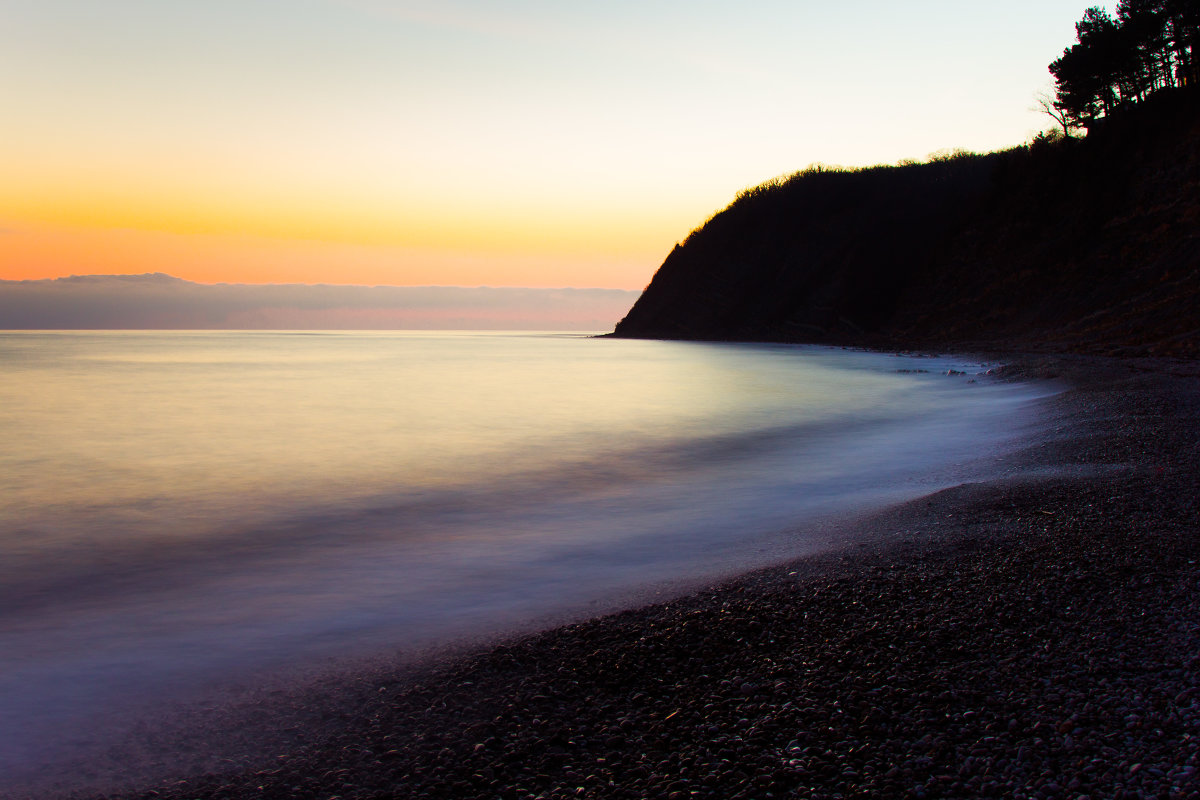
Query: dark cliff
[{"left": 613, "top": 88, "right": 1200, "bottom": 356}]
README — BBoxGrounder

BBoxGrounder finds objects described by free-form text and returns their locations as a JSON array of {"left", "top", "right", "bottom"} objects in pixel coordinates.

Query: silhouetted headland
[{"left": 614, "top": 87, "right": 1200, "bottom": 356}]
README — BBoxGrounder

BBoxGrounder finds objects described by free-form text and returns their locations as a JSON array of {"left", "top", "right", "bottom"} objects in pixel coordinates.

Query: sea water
[{"left": 0, "top": 330, "right": 1053, "bottom": 787}]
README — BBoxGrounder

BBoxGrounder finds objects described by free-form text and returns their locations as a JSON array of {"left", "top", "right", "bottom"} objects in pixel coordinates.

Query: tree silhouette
[
  {"left": 1165, "top": 0, "right": 1200, "bottom": 86},
  {"left": 1049, "top": 2, "right": 1196, "bottom": 130},
  {"left": 1034, "top": 90, "right": 1074, "bottom": 135}
]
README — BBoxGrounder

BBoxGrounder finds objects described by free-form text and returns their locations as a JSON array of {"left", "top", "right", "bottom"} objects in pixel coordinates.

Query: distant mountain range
[
  {"left": 0, "top": 273, "right": 639, "bottom": 330},
  {"left": 614, "top": 87, "right": 1200, "bottom": 357}
]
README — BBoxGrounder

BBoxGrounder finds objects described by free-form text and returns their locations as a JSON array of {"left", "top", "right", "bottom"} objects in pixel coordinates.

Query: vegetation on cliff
[
  {"left": 614, "top": 4, "right": 1200, "bottom": 355},
  {"left": 1050, "top": 1, "right": 1198, "bottom": 131},
  {"left": 614, "top": 85, "right": 1199, "bottom": 355}
]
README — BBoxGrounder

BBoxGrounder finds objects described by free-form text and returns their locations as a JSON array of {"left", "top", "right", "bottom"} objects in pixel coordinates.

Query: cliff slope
[{"left": 613, "top": 88, "right": 1200, "bottom": 356}]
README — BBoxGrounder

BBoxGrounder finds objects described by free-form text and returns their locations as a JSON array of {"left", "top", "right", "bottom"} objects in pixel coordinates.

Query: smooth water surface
[{"left": 0, "top": 331, "right": 1054, "bottom": 786}]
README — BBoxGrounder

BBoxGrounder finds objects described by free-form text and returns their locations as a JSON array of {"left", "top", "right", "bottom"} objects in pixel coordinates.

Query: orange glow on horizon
[
  {"left": 0, "top": 163, "right": 688, "bottom": 288},
  {"left": 0, "top": 220, "right": 665, "bottom": 289}
]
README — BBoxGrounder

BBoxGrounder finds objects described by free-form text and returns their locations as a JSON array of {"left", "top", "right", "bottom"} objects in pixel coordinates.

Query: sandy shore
[{"left": 63, "top": 355, "right": 1200, "bottom": 799}]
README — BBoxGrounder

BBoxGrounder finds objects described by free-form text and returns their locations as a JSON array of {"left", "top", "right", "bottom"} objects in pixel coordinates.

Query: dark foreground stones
[{"left": 89, "top": 356, "right": 1200, "bottom": 800}]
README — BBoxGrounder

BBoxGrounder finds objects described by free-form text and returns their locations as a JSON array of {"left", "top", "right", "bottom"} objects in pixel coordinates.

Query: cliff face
[{"left": 613, "top": 88, "right": 1200, "bottom": 356}]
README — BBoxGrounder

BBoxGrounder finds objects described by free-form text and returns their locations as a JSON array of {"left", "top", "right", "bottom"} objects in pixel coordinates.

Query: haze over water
[{"left": 0, "top": 331, "right": 1054, "bottom": 789}]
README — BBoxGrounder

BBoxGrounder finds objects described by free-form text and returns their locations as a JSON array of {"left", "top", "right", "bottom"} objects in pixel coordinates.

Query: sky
[{"left": 2, "top": 0, "right": 1101, "bottom": 290}]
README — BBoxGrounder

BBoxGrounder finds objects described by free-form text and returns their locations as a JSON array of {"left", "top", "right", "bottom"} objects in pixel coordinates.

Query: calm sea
[{"left": 0, "top": 330, "right": 1053, "bottom": 787}]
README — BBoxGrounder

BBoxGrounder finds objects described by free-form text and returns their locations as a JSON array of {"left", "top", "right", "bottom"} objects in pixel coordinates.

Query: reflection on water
[
  {"left": 3, "top": 331, "right": 897, "bottom": 529},
  {"left": 0, "top": 331, "right": 1054, "bottom": 788}
]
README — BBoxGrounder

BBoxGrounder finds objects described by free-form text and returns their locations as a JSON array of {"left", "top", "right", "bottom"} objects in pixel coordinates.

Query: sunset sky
[{"left": 4, "top": 0, "right": 1098, "bottom": 290}]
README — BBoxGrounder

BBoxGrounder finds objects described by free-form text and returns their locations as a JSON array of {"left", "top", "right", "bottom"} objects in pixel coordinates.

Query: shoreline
[{"left": 39, "top": 353, "right": 1200, "bottom": 799}]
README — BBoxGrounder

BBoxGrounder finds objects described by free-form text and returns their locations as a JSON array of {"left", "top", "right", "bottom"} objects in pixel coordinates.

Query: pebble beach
[{"left": 57, "top": 355, "right": 1200, "bottom": 799}]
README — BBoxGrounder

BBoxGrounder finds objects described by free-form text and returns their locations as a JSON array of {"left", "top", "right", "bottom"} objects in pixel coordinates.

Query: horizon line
[{"left": 0, "top": 272, "right": 643, "bottom": 292}]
